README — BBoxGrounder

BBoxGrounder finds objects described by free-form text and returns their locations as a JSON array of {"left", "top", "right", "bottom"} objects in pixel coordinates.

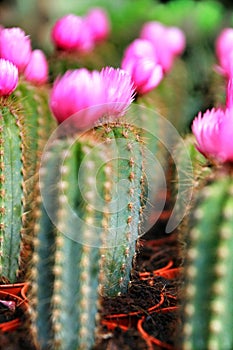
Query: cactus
[
  {"left": 0, "top": 96, "right": 24, "bottom": 283},
  {"left": 0, "top": 82, "right": 56, "bottom": 283},
  {"left": 180, "top": 169, "right": 233, "bottom": 350},
  {"left": 30, "top": 120, "right": 146, "bottom": 350}
]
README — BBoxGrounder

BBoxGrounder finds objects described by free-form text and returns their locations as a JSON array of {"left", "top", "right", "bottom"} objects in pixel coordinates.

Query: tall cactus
[
  {"left": 0, "top": 96, "right": 24, "bottom": 283},
  {"left": 30, "top": 121, "right": 146, "bottom": 350},
  {"left": 180, "top": 170, "right": 233, "bottom": 350},
  {"left": 0, "top": 82, "right": 56, "bottom": 283}
]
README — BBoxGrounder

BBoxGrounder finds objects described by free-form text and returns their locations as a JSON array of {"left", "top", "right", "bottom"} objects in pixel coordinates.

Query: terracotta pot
[
  {"left": 0, "top": 287, "right": 28, "bottom": 332},
  {"left": 154, "top": 267, "right": 183, "bottom": 280},
  {"left": 0, "top": 282, "right": 28, "bottom": 300},
  {"left": 137, "top": 306, "right": 180, "bottom": 350},
  {"left": 102, "top": 293, "right": 164, "bottom": 331}
]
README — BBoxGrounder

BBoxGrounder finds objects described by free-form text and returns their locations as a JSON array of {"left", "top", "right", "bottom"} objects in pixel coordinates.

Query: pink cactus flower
[
  {"left": 51, "top": 14, "right": 94, "bottom": 53},
  {"left": 192, "top": 106, "right": 233, "bottom": 163},
  {"left": 50, "top": 69, "right": 105, "bottom": 128},
  {"left": 100, "top": 67, "right": 135, "bottom": 116},
  {"left": 140, "top": 21, "right": 186, "bottom": 73},
  {"left": 215, "top": 28, "right": 233, "bottom": 77},
  {"left": 0, "top": 27, "right": 32, "bottom": 72},
  {"left": 121, "top": 39, "right": 163, "bottom": 95},
  {"left": 84, "top": 7, "right": 110, "bottom": 42},
  {"left": 24, "top": 49, "right": 48, "bottom": 85},
  {"left": 0, "top": 58, "right": 19, "bottom": 96},
  {"left": 50, "top": 67, "right": 135, "bottom": 129},
  {"left": 166, "top": 27, "right": 186, "bottom": 56}
]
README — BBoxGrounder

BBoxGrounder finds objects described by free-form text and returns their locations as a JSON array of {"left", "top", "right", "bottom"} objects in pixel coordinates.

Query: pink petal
[
  {"left": 84, "top": 7, "right": 110, "bottom": 42},
  {"left": 24, "top": 49, "right": 48, "bottom": 85},
  {"left": 0, "top": 58, "right": 19, "bottom": 96},
  {"left": 0, "top": 27, "right": 32, "bottom": 72}
]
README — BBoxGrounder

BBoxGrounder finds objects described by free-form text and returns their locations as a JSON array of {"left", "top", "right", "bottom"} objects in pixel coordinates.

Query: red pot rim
[
  {"left": 0, "top": 290, "right": 28, "bottom": 332},
  {"left": 104, "top": 293, "right": 164, "bottom": 320},
  {"left": 137, "top": 316, "right": 176, "bottom": 350},
  {"left": 0, "top": 282, "right": 29, "bottom": 300}
]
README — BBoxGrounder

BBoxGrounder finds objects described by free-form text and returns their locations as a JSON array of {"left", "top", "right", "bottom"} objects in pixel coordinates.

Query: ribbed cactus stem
[
  {"left": 98, "top": 124, "right": 144, "bottom": 296},
  {"left": 16, "top": 82, "right": 56, "bottom": 280},
  {"left": 182, "top": 172, "right": 233, "bottom": 350},
  {"left": 31, "top": 121, "right": 145, "bottom": 349},
  {"left": 51, "top": 138, "right": 102, "bottom": 350},
  {"left": 0, "top": 99, "right": 24, "bottom": 282},
  {"left": 0, "top": 81, "right": 56, "bottom": 283}
]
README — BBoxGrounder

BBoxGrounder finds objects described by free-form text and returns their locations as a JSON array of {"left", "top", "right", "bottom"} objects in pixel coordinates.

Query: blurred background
[
  {"left": 1, "top": 0, "right": 233, "bottom": 131},
  {"left": 1, "top": 0, "right": 233, "bottom": 53}
]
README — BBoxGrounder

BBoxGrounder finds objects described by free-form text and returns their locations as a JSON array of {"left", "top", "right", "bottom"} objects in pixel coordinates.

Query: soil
[
  {"left": 0, "top": 191, "right": 184, "bottom": 350},
  {"left": 94, "top": 231, "right": 183, "bottom": 350}
]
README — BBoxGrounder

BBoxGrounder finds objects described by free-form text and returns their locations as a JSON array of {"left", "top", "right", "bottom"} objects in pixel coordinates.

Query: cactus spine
[
  {"left": 31, "top": 121, "right": 146, "bottom": 350},
  {"left": 0, "top": 82, "right": 56, "bottom": 283},
  {"left": 181, "top": 170, "right": 233, "bottom": 350}
]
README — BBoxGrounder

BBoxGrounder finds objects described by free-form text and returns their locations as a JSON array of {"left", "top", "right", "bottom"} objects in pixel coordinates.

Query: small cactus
[
  {"left": 30, "top": 121, "right": 146, "bottom": 350},
  {"left": 181, "top": 170, "right": 233, "bottom": 350}
]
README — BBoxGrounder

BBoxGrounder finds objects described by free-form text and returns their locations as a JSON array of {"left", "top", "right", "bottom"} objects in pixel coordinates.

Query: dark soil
[
  {"left": 0, "top": 190, "right": 183, "bottom": 350},
  {"left": 94, "top": 231, "right": 183, "bottom": 350}
]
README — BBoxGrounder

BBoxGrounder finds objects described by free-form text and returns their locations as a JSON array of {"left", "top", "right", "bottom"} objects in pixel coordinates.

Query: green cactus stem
[
  {"left": 31, "top": 121, "right": 146, "bottom": 350},
  {"left": 0, "top": 98, "right": 24, "bottom": 283},
  {"left": 14, "top": 81, "right": 56, "bottom": 280},
  {"left": 181, "top": 170, "right": 233, "bottom": 350},
  {"left": 0, "top": 82, "right": 56, "bottom": 283}
]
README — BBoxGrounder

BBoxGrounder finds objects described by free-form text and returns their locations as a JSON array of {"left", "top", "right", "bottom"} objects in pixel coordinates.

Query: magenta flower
[
  {"left": 24, "top": 49, "right": 48, "bottom": 85},
  {"left": 192, "top": 107, "right": 233, "bottom": 163},
  {"left": 215, "top": 28, "right": 233, "bottom": 77},
  {"left": 100, "top": 67, "right": 135, "bottom": 116},
  {"left": 0, "top": 58, "right": 18, "bottom": 96},
  {"left": 84, "top": 7, "right": 110, "bottom": 42},
  {"left": 140, "top": 21, "right": 186, "bottom": 73},
  {"left": 121, "top": 39, "right": 163, "bottom": 95},
  {"left": 50, "top": 67, "right": 135, "bottom": 129},
  {"left": 0, "top": 27, "right": 32, "bottom": 72},
  {"left": 51, "top": 14, "right": 94, "bottom": 53},
  {"left": 50, "top": 69, "right": 105, "bottom": 128}
]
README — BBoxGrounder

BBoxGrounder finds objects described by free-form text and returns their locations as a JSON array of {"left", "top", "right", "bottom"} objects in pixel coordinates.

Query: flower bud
[
  {"left": 140, "top": 21, "right": 186, "bottom": 72},
  {"left": 24, "top": 49, "right": 48, "bottom": 85},
  {"left": 121, "top": 39, "right": 163, "bottom": 95},
  {"left": 84, "top": 8, "right": 110, "bottom": 42},
  {"left": 51, "top": 14, "right": 94, "bottom": 53},
  {"left": 0, "top": 27, "right": 32, "bottom": 72},
  {"left": 0, "top": 58, "right": 19, "bottom": 96}
]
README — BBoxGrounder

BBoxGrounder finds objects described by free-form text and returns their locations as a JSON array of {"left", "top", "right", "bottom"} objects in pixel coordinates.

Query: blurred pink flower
[
  {"left": 85, "top": 7, "right": 110, "bottom": 42},
  {"left": 50, "top": 67, "right": 135, "bottom": 129},
  {"left": 100, "top": 67, "right": 135, "bottom": 116},
  {"left": 0, "top": 27, "right": 32, "bottom": 72},
  {"left": 121, "top": 39, "right": 163, "bottom": 95},
  {"left": 51, "top": 14, "right": 94, "bottom": 53},
  {"left": 0, "top": 58, "right": 18, "bottom": 96},
  {"left": 192, "top": 107, "right": 233, "bottom": 163},
  {"left": 140, "top": 21, "right": 186, "bottom": 73},
  {"left": 215, "top": 28, "right": 233, "bottom": 77},
  {"left": 24, "top": 49, "right": 48, "bottom": 85},
  {"left": 226, "top": 77, "right": 233, "bottom": 108}
]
